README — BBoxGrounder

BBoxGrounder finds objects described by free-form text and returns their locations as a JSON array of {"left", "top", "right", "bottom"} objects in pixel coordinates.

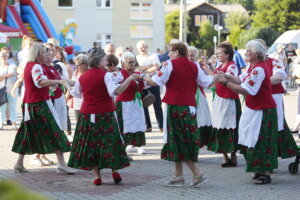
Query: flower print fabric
[{"left": 31, "top": 64, "right": 48, "bottom": 88}]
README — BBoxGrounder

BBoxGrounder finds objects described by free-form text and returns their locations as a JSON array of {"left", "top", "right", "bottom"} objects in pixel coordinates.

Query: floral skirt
[
  {"left": 207, "top": 99, "right": 241, "bottom": 153},
  {"left": 161, "top": 105, "right": 200, "bottom": 162},
  {"left": 198, "top": 126, "right": 212, "bottom": 148},
  {"left": 12, "top": 102, "right": 71, "bottom": 154},
  {"left": 68, "top": 112, "right": 130, "bottom": 170},
  {"left": 278, "top": 119, "right": 298, "bottom": 159},
  {"left": 239, "top": 108, "right": 278, "bottom": 173},
  {"left": 116, "top": 101, "right": 145, "bottom": 147}
]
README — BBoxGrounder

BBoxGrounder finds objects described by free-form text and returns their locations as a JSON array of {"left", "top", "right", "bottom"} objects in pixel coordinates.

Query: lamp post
[
  {"left": 179, "top": 0, "right": 187, "bottom": 42},
  {"left": 214, "top": 24, "right": 223, "bottom": 45}
]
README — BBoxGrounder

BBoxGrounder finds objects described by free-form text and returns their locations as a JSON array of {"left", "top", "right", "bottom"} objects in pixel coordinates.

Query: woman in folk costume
[
  {"left": 12, "top": 44, "right": 75, "bottom": 175},
  {"left": 187, "top": 46, "right": 213, "bottom": 147},
  {"left": 115, "top": 51, "right": 147, "bottom": 156},
  {"left": 143, "top": 42, "right": 216, "bottom": 187},
  {"left": 218, "top": 40, "right": 278, "bottom": 184},
  {"left": 207, "top": 41, "right": 241, "bottom": 167},
  {"left": 261, "top": 41, "right": 298, "bottom": 159},
  {"left": 68, "top": 48, "right": 139, "bottom": 186}
]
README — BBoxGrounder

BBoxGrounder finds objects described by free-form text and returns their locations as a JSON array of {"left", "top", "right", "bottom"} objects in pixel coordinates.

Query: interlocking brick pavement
[{"left": 0, "top": 89, "right": 300, "bottom": 200}]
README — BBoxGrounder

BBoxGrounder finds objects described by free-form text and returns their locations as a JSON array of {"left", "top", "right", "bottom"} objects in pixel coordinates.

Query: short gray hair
[
  {"left": 28, "top": 44, "right": 45, "bottom": 62},
  {"left": 187, "top": 46, "right": 199, "bottom": 60},
  {"left": 246, "top": 40, "right": 267, "bottom": 61},
  {"left": 75, "top": 54, "right": 88, "bottom": 67},
  {"left": 88, "top": 48, "right": 106, "bottom": 68},
  {"left": 122, "top": 51, "right": 136, "bottom": 62},
  {"left": 136, "top": 40, "right": 147, "bottom": 49}
]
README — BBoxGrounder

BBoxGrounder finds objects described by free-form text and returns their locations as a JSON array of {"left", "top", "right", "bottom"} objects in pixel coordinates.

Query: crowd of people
[{"left": 1, "top": 35, "right": 299, "bottom": 187}]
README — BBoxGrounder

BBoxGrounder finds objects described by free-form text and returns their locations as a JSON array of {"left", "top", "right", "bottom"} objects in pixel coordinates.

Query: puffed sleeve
[
  {"left": 241, "top": 67, "right": 265, "bottom": 96},
  {"left": 151, "top": 60, "right": 173, "bottom": 86},
  {"left": 31, "top": 64, "right": 48, "bottom": 88},
  {"left": 70, "top": 80, "right": 82, "bottom": 98},
  {"left": 226, "top": 63, "right": 239, "bottom": 77},
  {"left": 196, "top": 62, "right": 213, "bottom": 88},
  {"left": 104, "top": 71, "right": 124, "bottom": 97},
  {"left": 272, "top": 59, "right": 287, "bottom": 80}
]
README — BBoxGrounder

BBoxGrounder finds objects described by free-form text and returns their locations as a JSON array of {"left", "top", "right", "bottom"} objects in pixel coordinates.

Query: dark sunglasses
[{"left": 106, "top": 63, "right": 114, "bottom": 67}]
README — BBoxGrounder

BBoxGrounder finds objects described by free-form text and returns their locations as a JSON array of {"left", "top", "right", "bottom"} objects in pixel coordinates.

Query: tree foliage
[
  {"left": 252, "top": 0, "right": 300, "bottom": 33},
  {"left": 212, "top": 0, "right": 255, "bottom": 12},
  {"left": 198, "top": 22, "right": 218, "bottom": 49},
  {"left": 237, "top": 27, "right": 279, "bottom": 48},
  {"left": 165, "top": 10, "right": 180, "bottom": 44}
]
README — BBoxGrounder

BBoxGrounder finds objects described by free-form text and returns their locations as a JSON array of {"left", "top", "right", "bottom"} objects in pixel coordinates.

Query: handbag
[
  {"left": 0, "top": 68, "right": 8, "bottom": 106},
  {"left": 142, "top": 89, "right": 156, "bottom": 107}
]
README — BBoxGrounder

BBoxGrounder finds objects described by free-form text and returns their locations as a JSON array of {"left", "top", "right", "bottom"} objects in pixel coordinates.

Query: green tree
[
  {"left": 165, "top": 10, "right": 180, "bottom": 44},
  {"left": 212, "top": 0, "right": 255, "bottom": 12},
  {"left": 198, "top": 22, "right": 218, "bottom": 49},
  {"left": 237, "top": 27, "right": 279, "bottom": 48},
  {"left": 252, "top": 0, "right": 300, "bottom": 33},
  {"left": 225, "top": 11, "right": 249, "bottom": 46}
]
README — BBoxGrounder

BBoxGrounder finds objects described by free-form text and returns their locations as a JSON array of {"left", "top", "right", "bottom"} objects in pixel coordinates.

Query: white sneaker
[
  {"left": 126, "top": 145, "right": 137, "bottom": 153},
  {"left": 137, "top": 147, "right": 146, "bottom": 154},
  {"left": 12, "top": 124, "right": 19, "bottom": 130}
]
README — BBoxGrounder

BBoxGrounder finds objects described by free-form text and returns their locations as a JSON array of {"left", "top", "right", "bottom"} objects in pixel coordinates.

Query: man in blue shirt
[{"left": 233, "top": 47, "right": 246, "bottom": 75}]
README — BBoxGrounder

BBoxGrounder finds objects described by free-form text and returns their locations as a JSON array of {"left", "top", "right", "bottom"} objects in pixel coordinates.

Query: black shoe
[
  {"left": 7, "top": 120, "right": 12, "bottom": 125},
  {"left": 145, "top": 128, "right": 152, "bottom": 132}
]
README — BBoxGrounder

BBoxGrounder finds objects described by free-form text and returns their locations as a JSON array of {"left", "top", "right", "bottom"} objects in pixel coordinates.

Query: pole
[
  {"left": 183, "top": 0, "right": 187, "bottom": 43},
  {"left": 179, "top": 0, "right": 183, "bottom": 41}
]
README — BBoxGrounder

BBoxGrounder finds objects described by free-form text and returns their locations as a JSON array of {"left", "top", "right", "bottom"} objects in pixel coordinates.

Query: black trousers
[{"left": 142, "top": 86, "right": 163, "bottom": 129}]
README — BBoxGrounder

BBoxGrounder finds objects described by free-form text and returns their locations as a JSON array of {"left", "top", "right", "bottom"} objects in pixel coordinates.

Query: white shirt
[{"left": 136, "top": 53, "right": 161, "bottom": 67}]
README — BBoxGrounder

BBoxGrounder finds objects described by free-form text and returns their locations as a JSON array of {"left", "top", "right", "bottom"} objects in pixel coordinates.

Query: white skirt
[
  {"left": 196, "top": 91, "right": 212, "bottom": 127},
  {"left": 211, "top": 94, "right": 237, "bottom": 129},
  {"left": 272, "top": 94, "right": 284, "bottom": 131},
  {"left": 53, "top": 94, "right": 68, "bottom": 131},
  {"left": 122, "top": 100, "right": 146, "bottom": 134},
  {"left": 238, "top": 105, "right": 263, "bottom": 148}
]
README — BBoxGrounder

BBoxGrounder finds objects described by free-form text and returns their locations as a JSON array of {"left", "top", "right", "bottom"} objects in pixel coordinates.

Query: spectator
[
  {"left": 104, "top": 43, "right": 116, "bottom": 55},
  {"left": 233, "top": 47, "right": 246, "bottom": 75}
]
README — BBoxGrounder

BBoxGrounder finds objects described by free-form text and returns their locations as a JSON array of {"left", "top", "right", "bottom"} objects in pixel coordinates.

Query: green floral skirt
[
  {"left": 161, "top": 105, "right": 200, "bottom": 162},
  {"left": 12, "top": 102, "right": 71, "bottom": 154},
  {"left": 68, "top": 112, "right": 130, "bottom": 170},
  {"left": 239, "top": 108, "right": 278, "bottom": 173},
  {"left": 116, "top": 101, "right": 145, "bottom": 147},
  {"left": 198, "top": 126, "right": 212, "bottom": 148},
  {"left": 278, "top": 119, "right": 298, "bottom": 159},
  {"left": 207, "top": 99, "right": 241, "bottom": 153}
]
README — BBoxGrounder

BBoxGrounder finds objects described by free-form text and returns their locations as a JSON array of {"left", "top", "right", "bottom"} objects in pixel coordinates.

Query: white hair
[
  {"left": 115, "top": 46, "right": 125, "bottom": 58},
  {"left": 75, "top": 53, "right": 88, "bottom": 66},
  {"left": 136, "top": 40, "right": 147, "bottom": 49},
  {"left": 187, "top": 46, "right": 199, "bottom": 60},
  {"left": 246, "top": 40, "right": 267, "bottom": 61},
  {"left": 122, "top": 51, "right": 136, "bottom": 62}
]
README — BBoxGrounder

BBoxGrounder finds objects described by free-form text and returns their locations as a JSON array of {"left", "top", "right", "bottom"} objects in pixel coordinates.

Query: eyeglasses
[
  {"left": 106, "top": 63, "right": 114, "bottom": 67},
  {"left": 126, "top": 61, "right": 136, "bottom": 65}
]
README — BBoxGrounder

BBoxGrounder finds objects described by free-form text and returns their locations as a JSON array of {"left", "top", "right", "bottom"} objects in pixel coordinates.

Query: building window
[
  {"left": 195, "top": 15, "right": 201, "bottom": 26},
  {"left": 96, "top": 0, "right": 111, "bottom": 8},
  {"left": 96, "top": 34, "right": 112, "bottom": 49},
  {"left": 130, "top": 25, "right": 153, "bottom": 38},
  {"left": 130, "top": 2, "right": 152, "bottom": 20},
  {"left": 208, "top": 15, "right": 214, "bottom": 24},
  {"left": 58, "top": 0, "right": 73, "bottom": 7}
]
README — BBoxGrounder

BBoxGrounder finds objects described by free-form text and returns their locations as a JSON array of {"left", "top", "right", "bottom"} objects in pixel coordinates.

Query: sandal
[
  {"left": 252, "top": 173, "right": 260, "bottom": 180},
  {"left": 254, "top": 175, "right": 271, "bottom": 184}
]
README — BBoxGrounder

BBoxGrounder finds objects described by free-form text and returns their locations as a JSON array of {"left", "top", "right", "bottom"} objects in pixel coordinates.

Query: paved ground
[{"left": 1, "top": 88, "right": 300, "bottom": 200}]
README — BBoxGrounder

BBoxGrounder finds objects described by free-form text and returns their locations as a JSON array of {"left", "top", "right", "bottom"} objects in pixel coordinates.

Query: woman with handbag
[
  {"left": 11, "top": 44, "right": 76, "bottom": 175},
  {"left": 0, "top": 51, "right": 18, "bottom": 129},
  {"left": 115, "top": 51, "right": 148, "bottom": 156},
  {"left": 143, "top": 42, "right": 216, "bottom": 187}
]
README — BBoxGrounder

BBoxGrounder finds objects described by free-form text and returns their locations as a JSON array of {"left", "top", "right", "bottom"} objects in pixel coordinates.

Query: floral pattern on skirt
[
  {"left": 12, "top": 102, "right": 71, "bottom": 154},
  {"left": 239, "top": 108, "right": 278, "bottom": 173},
  {"left": 278, "top": 119, "right": 298, "bottom": 159},
  {"left": 161, "top": 105, "right": 200, "bottom": 162},
  {"left": 207, "top": 99, "right": 241, "bottom": 153},
  {"left": 116, "top": 101, "right": 145, "bottom": 147},
  {"left": 198, "top": 126, "right": 212, "bottom": 148},
  {"left": 68, "top": 112, "right": 130, "bottom": 170}
]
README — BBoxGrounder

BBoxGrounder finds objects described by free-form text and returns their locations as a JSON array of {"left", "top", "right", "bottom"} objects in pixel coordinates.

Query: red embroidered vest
[
  {"left": 42, "top": 64, "right": 63, "bottom": 100},
  {"left": 162, "top": 57, "right": 198, "bottom": 106},
  {"left": 116, "top": 69, "right": 144, "bottom": 102},
  {"left": 23, "top": 62, "right": 50, "bottom": 103},
  {"left": 245, "top": 62, "right": 276, "bottom": 110},
  {"left": 215, "top": 61, "right": 239, "bottom": 99},
  {"left": 265, "top": 57, "right": 285, "bottom": 94},
  {"left": 79, "top": 68, "right": 115, "bottom": 114}
]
